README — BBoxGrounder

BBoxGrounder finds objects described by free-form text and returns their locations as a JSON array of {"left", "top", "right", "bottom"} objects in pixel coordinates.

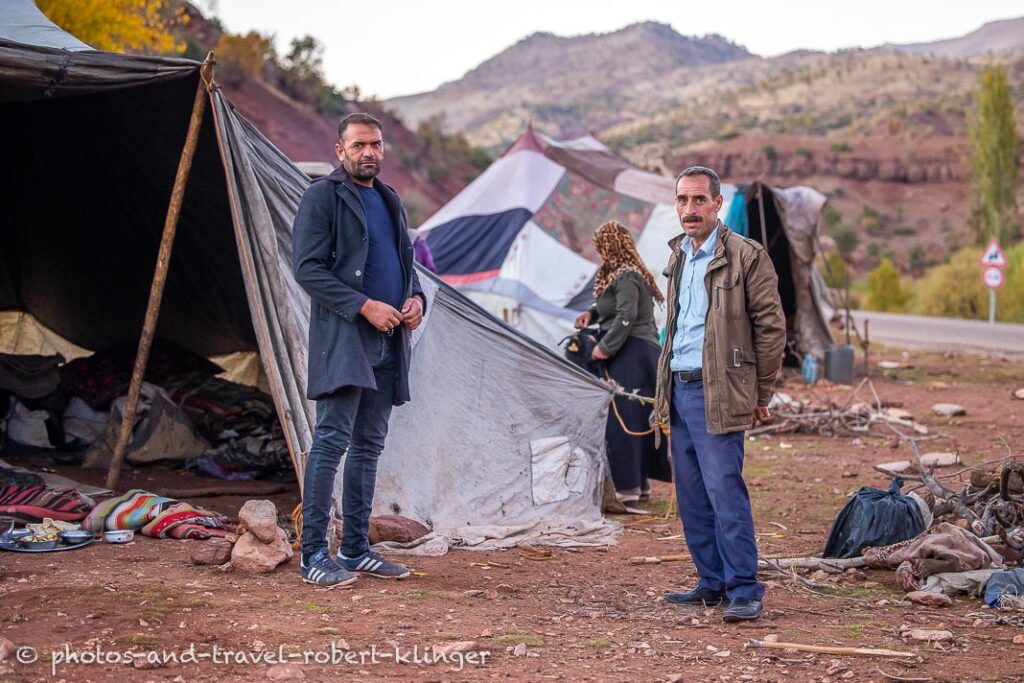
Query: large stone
[
  {"left": 1013, "top": 388, "right": 1024, "bottom": 400},
  {"left": 0, "top": 637, "right": 14, "bottom": 662},
  {"left": 368, "top": 515, "right": 430, "bottom": 545},
  {"left": 189, "top": 537, "right": 233, "bottom": 566},
  {"left": 906, "top": 591, "right": 953, "bottom": 607},
  {"left": 931, "top": 403, "right": 966, "bottom": 417},
  {"left": 902, "top": 628, "right": 954, "bottom": 643},
  {"left": 238, "top": 499, "right": 280, "bottom": 544},
  {"left": 231, "top": 527, "right": 293, "bottom": 573}
]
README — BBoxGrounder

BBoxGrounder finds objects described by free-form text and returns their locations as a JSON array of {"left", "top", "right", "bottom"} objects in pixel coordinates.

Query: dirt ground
[{"left": 2, "top": 347, "right": 1024, "bottom": 683}]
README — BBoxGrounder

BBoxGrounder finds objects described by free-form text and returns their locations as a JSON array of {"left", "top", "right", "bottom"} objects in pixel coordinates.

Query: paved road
[{"left": 836, "top": 309, "right": 1024, "bottom": 358}]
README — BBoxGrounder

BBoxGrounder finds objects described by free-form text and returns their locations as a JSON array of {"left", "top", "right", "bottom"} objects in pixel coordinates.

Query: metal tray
[{"left": 0, "top": 537, "right": 93, "bottom": 553}]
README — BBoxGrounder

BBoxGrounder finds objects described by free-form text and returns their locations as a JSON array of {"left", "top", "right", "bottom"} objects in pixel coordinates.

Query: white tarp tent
[{"left": 419, "top": 129, "right": 833, "bottom": 359}]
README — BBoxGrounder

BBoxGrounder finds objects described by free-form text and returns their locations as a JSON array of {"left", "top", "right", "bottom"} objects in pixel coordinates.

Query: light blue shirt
[{"left": 670, "top": 225, "right": 719, "bottom": 372}]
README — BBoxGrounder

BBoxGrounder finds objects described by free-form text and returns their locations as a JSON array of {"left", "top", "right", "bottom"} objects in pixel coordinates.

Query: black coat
[{"left": 292, "top": 166, "right": 424, "bottom": 404}]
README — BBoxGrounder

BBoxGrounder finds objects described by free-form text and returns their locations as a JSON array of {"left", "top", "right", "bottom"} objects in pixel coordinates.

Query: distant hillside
[
  {"left": 386, "top": 22, "right": 751, "bottom": 148},
  {"left": 886, "top": 16, "right": 1024, "bottom": 57}
]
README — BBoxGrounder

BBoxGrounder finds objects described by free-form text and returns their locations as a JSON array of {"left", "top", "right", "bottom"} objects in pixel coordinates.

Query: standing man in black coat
[{"left": 292, "top": 112, "right": 426, "bottom": 588}]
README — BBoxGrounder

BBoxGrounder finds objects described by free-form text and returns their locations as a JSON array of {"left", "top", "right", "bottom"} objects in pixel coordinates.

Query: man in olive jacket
[
  {"left": 292, "top": 113, "right": 425, "bottom": 588},
  {"left": 653, "top": 166, "right": 785, "bottom": 622}
]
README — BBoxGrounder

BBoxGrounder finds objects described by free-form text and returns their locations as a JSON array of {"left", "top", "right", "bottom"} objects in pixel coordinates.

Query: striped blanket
[
  {"left": 83, "top": 489, "right": 235, "bottom": 540},
  {"left": 0, "top": 484, "right": 95, "bottom": 524}
]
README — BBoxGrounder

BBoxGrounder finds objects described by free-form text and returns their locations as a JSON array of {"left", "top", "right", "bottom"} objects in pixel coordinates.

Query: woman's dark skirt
[{"left": 604, "top": 336, "right": 672, "bottom": 491}]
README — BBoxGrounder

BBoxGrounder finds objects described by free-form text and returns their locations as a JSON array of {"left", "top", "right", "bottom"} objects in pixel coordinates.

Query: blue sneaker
[
  {"left": 338, "top": 550, "right": 411, "bottom": 579},
  {"left": 300, "top": 548, "right": 359, "bottom": 588}
]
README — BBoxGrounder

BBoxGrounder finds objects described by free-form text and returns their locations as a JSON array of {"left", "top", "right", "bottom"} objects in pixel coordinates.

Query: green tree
[
  {"left": 279, "top": 35, "right": 327, "bottom": 104},
  {"left": 831, "top": 223, "right": 859, "bottom": 258},
  {"left": 864, "top": 258, "right": 909, "bottom": 312},
  {"left": 968, "top": 65, "right": 1020, "bottom": 245},
  {"left": 823, "top": 252, "right": 848, "bottom": 289}
]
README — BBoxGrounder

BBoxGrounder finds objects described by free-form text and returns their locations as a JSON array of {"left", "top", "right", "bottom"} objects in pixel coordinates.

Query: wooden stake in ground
[
  {"left": 747, "top": 639, "right": 916, "bottom": 659},
  {"left": 106, "top": 56, "right": 215, "bottom": 490}
]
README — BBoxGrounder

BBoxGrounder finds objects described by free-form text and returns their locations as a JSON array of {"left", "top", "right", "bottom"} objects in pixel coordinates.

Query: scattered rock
[
  {"left": 713, "top": 649, "right": 731, "bottom": 658},
  {"left": 435, "top": 641, "right": 479, "bottom": 655},
  {"left": 189, "top": 537, "right": 233, "bottom": 566},
  {"left": 133, "top": 657, "right": 167, "bottom": 670},
  {"left": 1013, "top": 388, "right": 1024, "bottom": 401},
  {"left": 762, "top": 634, "right": 779, "bottom": 643},
  {"left": 863, "top": 581, "right": 881, "bottom": 589},
  {"left": 238, "top": 500, "right": 280, "bottom": 544},
  {"left": 841, "top": 471, "right": 857, "bottom": 478},
  {"left": 931, "top": 403, "right": 966, "bottom": 417},
  {"left": 921, "top": 452, "right": 961, "bottom": 468},
  {"left": 0, "top": 637, "right": 14, "bottom": 662},
  {"left": 266, "top": 664, "right": 305, "bottom": 680},
  {"left": 513, "top": 643, "right": 527, "bottom": 657},
  {"left": 878, "top": 360, "right": 903, "bottom": 370},
  {"left": 368, "top": 515, "right": 430, "bottom": 544},
  {"left": 461, "top": 589, "right": 485, "bottom": 598},
  {"left": 667, "top": 675, "right": 684, "bottom": 683},
  {"left": 884, "top": 408, "right": 914, "bottom": 420},
  {"left": 810, "top": 570, "right": 830, "bottom": 582},
  {"left": 231, "top": 526, "right": 293, "bottom": 573},
  {"left": 906, "top": 591, "right": 953, "bottom": 607},
  {"left": 845, "top": 569, "right": 868, "bottom": 581},
  {"left": 902, "top": 628, "right": 954, "bottom": 643},
  {"left": 1013, "top": 634, "right": 1024, "bottom": 645}
]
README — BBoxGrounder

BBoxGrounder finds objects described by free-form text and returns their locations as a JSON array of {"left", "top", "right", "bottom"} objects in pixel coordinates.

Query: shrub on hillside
[
  {"left": 864, "top": 258, "right": 909, "bottom": 312},
  {"left": 911, "top": 245, "right": 1024, "bottom": 322},
  {"left": 823, "top": 253, "right": 848, "bottom": 289}
]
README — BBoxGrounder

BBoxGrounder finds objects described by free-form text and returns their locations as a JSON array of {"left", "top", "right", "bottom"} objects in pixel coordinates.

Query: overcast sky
[{"left": 205, "top": 1, "right": 1024, "bottom": 99}]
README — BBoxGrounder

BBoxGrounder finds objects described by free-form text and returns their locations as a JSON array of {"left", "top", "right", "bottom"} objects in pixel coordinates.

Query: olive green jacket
[{"left": 590, "top": 271, "right": 660, "bottom": 356}]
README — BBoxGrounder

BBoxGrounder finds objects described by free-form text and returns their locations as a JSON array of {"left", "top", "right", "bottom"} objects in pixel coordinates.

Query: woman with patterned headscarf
[{"left": 574, "top": 221, "right": 671, "bottom": 506}]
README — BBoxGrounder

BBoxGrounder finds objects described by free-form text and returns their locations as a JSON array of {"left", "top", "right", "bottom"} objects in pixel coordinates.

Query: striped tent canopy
[{"left": 419, "top": 128, "right": 834, "bottom": 357}]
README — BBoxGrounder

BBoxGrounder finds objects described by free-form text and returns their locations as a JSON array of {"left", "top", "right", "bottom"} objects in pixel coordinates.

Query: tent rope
[{"left": 603, "top": 372, "right": 656, "bottom": 437}]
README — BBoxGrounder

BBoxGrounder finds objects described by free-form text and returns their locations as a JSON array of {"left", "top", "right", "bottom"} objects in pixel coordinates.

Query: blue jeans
[
  {"left": 301, "top": 333, "right": 396, "bottom": 559},
  {"left": 670, "top": 377, "right": 763, "bottom": 602}
]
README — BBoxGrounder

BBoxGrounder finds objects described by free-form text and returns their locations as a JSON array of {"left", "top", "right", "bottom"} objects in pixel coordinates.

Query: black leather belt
[{"left": 675, "top": 368, "right": 703, "bottom": 382}]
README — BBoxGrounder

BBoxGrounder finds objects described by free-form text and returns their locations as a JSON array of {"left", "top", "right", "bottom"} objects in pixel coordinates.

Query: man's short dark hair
[
  {"left": 338, "top": 112, "right": 383, "bottom": 140},
  {"left": 676, "top": 166, "right": 721, "bottom": 198}
]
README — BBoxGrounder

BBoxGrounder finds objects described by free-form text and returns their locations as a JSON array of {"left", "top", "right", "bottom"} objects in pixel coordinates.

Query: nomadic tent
[
  {"left": 0, "top": 1, "right": 620, "bottom": 551},
  {"left": 419, "top": 129, "right": 834, "bottom": 358}
]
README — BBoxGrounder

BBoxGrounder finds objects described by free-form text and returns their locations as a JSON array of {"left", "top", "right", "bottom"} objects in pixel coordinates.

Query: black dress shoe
[
  {"left": 722, "top": 598, "right": 763, "bottom": 622},
  {"left": 664, "top": 586, "right": 725, "bottom": 606}
]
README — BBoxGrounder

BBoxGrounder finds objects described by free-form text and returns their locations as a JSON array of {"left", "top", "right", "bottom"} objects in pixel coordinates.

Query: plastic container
[{"left": 824, "top": 344, "right": 855, "bottom": 384}]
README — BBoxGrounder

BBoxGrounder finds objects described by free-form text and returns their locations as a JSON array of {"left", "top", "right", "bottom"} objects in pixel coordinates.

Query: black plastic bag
[{"left": 822, "top": 478, "right": 925, "bottom": 558}]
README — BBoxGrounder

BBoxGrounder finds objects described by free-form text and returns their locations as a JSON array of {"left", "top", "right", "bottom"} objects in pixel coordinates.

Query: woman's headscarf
[{"left": 592, "top": 221, "right": 664, "bottom": 304}]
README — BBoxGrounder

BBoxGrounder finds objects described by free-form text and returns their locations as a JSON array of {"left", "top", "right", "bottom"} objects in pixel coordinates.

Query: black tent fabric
[{"left": 0, "top": 4, "right": 623, "bottom": 551}]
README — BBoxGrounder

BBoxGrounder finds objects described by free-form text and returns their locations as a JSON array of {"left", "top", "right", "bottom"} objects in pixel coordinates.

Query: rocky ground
[{"left": 2, "top": 347, "right": 1023, "bottom": 682}]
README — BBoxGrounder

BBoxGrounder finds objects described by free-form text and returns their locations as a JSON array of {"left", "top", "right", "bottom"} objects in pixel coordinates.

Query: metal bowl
[
  {"left": 8, "top": 528, "right": 33, "bottom": 541},
  {"left": 19, "top": 536, "right": 59, "bottom": 550},
  {"left": 103, "top": 530, "right": 134, "bottom": 543},
  {"left": 59, "top": 529, "right": 94, "bottom": 545}
]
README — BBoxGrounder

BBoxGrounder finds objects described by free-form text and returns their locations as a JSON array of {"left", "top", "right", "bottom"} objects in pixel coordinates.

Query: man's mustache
[{"left": 683, "top": 216, "right": 703, "bottom": 223}]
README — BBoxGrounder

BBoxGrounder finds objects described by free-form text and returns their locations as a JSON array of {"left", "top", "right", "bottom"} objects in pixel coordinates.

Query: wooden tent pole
[
  {"left": 106, "top": 56, "right": 215, "bottom": 490},
  {"left": 756, "top": 180, "right": 769, "bottom": 248}
]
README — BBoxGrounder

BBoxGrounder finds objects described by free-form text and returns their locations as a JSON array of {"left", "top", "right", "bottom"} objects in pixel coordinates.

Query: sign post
[{"left": 979, "top": 239, "right": 1007, "bottom": 324}]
